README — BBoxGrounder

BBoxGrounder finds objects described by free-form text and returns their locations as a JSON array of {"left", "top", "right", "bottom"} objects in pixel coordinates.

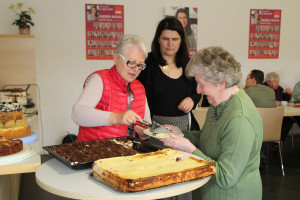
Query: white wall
[{"left": 1, "top": 0, "right": 299, "bottom": 146}]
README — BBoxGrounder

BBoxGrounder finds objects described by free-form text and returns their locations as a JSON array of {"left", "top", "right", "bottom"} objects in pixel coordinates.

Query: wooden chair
[
  {"left": 192, "top": 108, "right": 208, "bottom": 129},
  {"left": 257, "top": 107, "right": 285, "bottom": 176}
]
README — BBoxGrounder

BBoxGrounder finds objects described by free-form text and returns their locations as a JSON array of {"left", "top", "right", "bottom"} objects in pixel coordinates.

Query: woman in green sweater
[{"left": 159, "top": 46, "right": 263, "bottom": 200}]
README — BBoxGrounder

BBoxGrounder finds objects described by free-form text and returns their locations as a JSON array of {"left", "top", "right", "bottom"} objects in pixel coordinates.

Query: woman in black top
[{"left": 137, "top": 17, "right": 201, "bottom": 131}]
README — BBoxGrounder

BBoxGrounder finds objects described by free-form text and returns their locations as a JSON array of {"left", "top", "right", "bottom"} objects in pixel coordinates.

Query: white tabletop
[
  {"left": 36, "top": 157, "right": 211, "bottom": 200},
  {"left": 283, "top": 106, "right": 300, "bottom": 117},
  {"left": 195, "top": 106, "right": 300, "bottom": 117}
]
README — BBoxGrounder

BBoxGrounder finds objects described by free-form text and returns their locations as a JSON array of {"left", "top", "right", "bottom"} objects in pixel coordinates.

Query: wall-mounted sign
[
  {"left": 248, "top": 9, "right": 281, "bottom": 59},
  {"left": 86, "top": 4, "right": 124, "bottom": 60}
]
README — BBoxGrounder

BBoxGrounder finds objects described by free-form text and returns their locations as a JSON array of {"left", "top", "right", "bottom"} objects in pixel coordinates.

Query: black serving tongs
[{"left": 136, "top": 119, "right": 170, "bottom": 134}]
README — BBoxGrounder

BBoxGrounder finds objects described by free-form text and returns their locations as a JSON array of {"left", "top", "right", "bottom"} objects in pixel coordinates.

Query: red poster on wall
[
  {"left": 248, "top": 9, "right": 281, "bottom": 59},
  {"left": 86, "top": 4, "right": 124, "bottom": 60}
]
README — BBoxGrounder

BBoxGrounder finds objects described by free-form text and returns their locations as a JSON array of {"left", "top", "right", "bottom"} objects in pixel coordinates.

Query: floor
[{"left": 18, "top": 135, "right": 300, "bottom": 200}]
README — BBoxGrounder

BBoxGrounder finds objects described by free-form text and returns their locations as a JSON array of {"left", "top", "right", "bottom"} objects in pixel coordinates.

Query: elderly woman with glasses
[
  {"left": 72, "top": 34, "right": 151, "bottom": 142},
  {"left": 155, "top": 46, "right": 263, "bottom": 200}
]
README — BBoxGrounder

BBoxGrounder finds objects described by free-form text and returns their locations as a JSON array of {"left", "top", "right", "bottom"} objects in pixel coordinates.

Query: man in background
[
  {"left": 264, "top": 72, "right": 294, "bottom": 143},
  {"left": 293, "top": 81, "right": 300, "bottom": 103},
  {"left": 245, "top": 70, "right": 276, "bottom": 107},
  {"left": 292, "top": 81, "right": 300, "bottom": 127},
  {"left": 264, "top": 72, "right": 292, "bottom": 106},
  {"left": 245, "top": 69, "right": 276, "bottom": 168}
]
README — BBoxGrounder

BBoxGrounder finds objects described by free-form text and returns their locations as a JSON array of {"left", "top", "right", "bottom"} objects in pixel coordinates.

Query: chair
[
  {"left": 192, "top": 108, "right": 208, "bottom": 129},
  {"left": 257, "top": 107, "right": 285, "bottom": 176}
]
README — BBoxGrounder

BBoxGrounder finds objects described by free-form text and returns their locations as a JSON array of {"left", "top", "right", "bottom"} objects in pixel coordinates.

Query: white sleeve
[
  {"left": 144, "top": 99, "right": 151, "bottom": 123},
  {"left": 71, "top": 74, "right": 112, "bottom": 127}
]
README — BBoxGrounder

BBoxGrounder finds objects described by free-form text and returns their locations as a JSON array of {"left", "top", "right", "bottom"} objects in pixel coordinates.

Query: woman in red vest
[{"left": 72, "top": 34, "right": 150, "bottom": 142}]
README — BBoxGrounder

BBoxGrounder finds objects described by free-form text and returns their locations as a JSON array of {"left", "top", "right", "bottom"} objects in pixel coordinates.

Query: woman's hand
[
  {"left": 178, "top": 97, "right": 194, "bottom": 113},
  {"left": 160, "top": 133, "right": 196, "bottom": 154},
  {"left": 134, "top": 124, "right": 150, "bottom": 140},
  {"left": 163, "top": 124, "right": 181, "bottom": 133},
  {"left": 109, "top": 110, "right": 142, "bottom": 125},
  {"left": 285, "top": 87, "right": 292, "bottom": 95}
]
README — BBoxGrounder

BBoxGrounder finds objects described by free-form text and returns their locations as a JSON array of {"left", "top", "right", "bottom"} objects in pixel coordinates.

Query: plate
[
  {"left": 144, "top": 129, "right": 184, "bottom": 139},
  {"left": 0, "top": 145, "right": 35, "bottom": 165},
  {"left": 19, "top": 131, "right": 38, "bottom": 144}
]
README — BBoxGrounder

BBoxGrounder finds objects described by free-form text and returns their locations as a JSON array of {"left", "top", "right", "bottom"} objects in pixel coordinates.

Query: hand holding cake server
[{"left": 72, "top": 34, "right": 151, "bottom": 142}]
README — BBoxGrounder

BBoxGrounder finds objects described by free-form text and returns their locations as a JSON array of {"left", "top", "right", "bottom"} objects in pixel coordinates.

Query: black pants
[
  {"left": 281, "top": 117, "right": 294, "bottom": 141},
  {"left": 295, "top": 116, "right": 300, "bottom": 127}
]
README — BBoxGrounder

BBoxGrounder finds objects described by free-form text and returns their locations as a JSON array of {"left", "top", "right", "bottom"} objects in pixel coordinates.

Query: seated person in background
[
  {"left": 263, "top": 72, "right": 293, "bottom": 142},
  {"left": 293, "top": 81, "right": 300, "bottom": 103},
  {"left": 137, "top": 46, "right": 263, "bottom": 200},
  {"left": 263, "top": 72, "right": 292, "bottom": 106},
  {"left": 292, "top": 81, "right": 300, "bottom": 126},
  {"left": 245, "top": 69, "right": 276, "bottom": 108},
  {"left": 244, "top": 69, "right": 276, "bottom": 168},
  {"left": 72, "top": 34, "right": 150, "bottom": 142}
]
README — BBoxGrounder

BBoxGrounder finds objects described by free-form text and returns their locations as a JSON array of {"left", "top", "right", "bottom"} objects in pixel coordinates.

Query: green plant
[{"left": 9, "top": 3, "right": 35, "bottom": 27}]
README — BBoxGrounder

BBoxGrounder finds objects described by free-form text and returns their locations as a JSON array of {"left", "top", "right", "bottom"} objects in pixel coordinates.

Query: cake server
[
  {"left": 136, "top": 120, "right": 170, "bottom": 134},
  {"left": 25, "top": 110, "right": 38, "bottom": 122}
]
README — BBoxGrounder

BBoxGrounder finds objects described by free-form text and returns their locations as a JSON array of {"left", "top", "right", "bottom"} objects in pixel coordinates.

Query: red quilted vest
[{"left": 76, "top": 66, "right": 146, "bottom": 142}]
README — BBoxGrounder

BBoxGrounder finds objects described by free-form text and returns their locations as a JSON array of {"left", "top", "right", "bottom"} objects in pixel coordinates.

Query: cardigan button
[{"left": 124, "top": 106, "right": 127, "bottom": 109}]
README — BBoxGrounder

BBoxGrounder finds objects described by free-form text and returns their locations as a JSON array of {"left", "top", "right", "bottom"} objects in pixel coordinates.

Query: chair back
[
  {"left": 192, "top": 108, "right": 208, "bottom": 129},
  {"left": 257, "top": 107, "right": 284, "bottom": 142}
]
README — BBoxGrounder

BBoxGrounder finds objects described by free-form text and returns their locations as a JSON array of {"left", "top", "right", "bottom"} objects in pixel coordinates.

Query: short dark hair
[
  {"left": 151, "top": 17, "right": 190, "bottom": 67},
  {"left": 250, "top": 69, "right": 264, "bottom": 84}
]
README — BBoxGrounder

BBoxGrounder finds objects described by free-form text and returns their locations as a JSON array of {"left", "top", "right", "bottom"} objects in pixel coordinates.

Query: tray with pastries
[{"left": 43, "top": 136, "right": 163, "bottom": 170}]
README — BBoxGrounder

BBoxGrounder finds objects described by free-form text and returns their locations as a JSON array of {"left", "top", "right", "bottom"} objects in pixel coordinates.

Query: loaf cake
[
  {"left": 0, "top": 88, "right": 27, "bottom": 97},
  {"left": 0, "top": 136, "right": 23, "bottom": 156},
  {"left": 0, "top": 88, "right": 27, "bottom": 106},
  {"left": 92, "top": 148, "right": 216, "bottom": 192},
  {"left": 0, "top": 112, "right": 31, "bottom": 139}
]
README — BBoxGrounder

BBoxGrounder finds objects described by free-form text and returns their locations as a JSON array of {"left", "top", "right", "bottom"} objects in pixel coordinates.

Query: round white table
[{"left": 36, "top": 157, "right": 211, "bottom": 200}]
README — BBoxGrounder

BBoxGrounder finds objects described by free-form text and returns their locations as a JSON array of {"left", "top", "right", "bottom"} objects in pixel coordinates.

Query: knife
[{"left": 136, "top": 120, "right": 170, "bottom": 134}]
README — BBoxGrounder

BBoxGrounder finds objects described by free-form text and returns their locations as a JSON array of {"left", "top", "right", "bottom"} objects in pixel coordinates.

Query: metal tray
[{"left": 43, "top": 136, "right": 162, "bottom": 170}]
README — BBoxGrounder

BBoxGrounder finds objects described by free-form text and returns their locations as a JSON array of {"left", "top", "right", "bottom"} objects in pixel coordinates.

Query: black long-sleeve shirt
[{"left": 137, "top": 53, "right": 201, "bottom": 117}]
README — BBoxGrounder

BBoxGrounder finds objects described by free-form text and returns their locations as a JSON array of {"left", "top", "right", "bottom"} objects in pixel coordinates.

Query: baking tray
[
  {"left": 88, "top": 153, "right": 216, "bottom": 193},
  {"left": 43, "top": 136, "right": 162, "bottom": 170}
]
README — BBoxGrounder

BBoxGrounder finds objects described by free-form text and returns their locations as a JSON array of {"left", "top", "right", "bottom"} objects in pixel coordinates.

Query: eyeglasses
[{"left": 118, "top": 54, "right": 146, "bottom": 70}]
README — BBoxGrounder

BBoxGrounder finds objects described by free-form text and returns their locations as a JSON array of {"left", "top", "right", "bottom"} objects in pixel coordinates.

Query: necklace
[
  {"left": 213, "top": 94, "right": 233, "bottom": 120},
  {"left": 162, "top": 65, "right": 169, "bottom": 71}
]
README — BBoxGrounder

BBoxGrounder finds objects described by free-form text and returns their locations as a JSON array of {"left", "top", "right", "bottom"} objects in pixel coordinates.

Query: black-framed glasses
[{"left": 118, "top": 54, "right": 146, "bottom": 70}]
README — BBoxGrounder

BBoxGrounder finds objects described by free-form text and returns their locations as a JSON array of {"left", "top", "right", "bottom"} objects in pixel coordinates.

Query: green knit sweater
[{"left": 184, "top": 90, "right": 263, "bottom": 200}]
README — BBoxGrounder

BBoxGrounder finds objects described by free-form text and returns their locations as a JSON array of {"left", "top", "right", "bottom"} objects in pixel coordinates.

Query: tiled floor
[
  {"left": 18, "top": 135, "right": 300, "bottom": 200},
  {"left": 260, "top": 135, "right": 300, "bottom": 200}
]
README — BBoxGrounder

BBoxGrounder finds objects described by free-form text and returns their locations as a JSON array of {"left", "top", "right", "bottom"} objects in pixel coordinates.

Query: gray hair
[
  {"left": 116, "top": 34, "right": 148, "bottom": 59},
  {"left": 186, "top": 46, "right": 241, "bottom": 88},
  {"left": 265, "top": 72, "right": 280, "bottom": 82}
]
